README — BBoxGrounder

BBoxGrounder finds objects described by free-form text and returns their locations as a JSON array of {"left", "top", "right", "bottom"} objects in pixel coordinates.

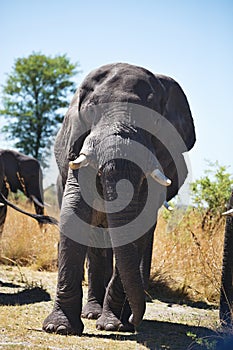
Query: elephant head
[{"left": 46, "top": 63, "right": 195, "bottom": 334}]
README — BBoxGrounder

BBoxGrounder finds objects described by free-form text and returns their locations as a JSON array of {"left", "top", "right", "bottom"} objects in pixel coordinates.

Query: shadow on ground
[
  {"left": 0, "top": 280, "right": 50, "bottom": 305},
  {"left": 0, "top": 280, "right": 21, "bottom": 288},
  {"left": 82, "top": 319, "right": 224, "bottom": 350},
  {"left": 148, "top": 273, "right": 217, "bottom": 310}
]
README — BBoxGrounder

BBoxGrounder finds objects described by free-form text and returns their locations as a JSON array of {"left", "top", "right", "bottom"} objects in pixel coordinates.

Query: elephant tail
[{"left": 0, "top": 192, "right": 58, "bottom": 226}]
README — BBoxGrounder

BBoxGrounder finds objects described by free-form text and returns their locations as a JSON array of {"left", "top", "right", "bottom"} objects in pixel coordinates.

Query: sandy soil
[{"left": 0, "top": 265, "right": 231, "bottom": 350}]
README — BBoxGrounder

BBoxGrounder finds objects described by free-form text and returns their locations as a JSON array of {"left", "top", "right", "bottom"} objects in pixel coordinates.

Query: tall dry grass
[
  {"left": 151, "top": 208, "right": 225, "bottom": 305},
  {"left": 0, "top": 203, "right": 59, "bottom": 271},
  {"left": 0, "top": 202, "right": 226, "bottom": 304}
]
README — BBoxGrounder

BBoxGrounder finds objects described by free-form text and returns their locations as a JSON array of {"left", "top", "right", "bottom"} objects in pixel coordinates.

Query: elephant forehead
[{"left": 78, "top": 63, "right": 164, "bottom": 111}]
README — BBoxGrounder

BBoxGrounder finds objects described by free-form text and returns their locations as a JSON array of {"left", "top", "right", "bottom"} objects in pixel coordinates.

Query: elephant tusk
[
  {"left": 163, "top": 201, "right": 173, "bottom": 211},
  {"left": 69, "top": 154, "right": 89, "bottom": 170},
  {"left": 151, "top": 169, "right": 172, "bottom": 187},
  {"left": 30, "top": 195, "right": 44, "bottom": 208},
  {"left": 0, "top": 202, "right": 4, "bottom": 207},
  {"left": 222, "top": 208, "right": 233, "bottom": 217}
]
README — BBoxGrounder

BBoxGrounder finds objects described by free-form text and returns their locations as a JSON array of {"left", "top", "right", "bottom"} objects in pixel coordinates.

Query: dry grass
[
  {"left": 0, "top": 204, "right": 59, "bottom": 271},
  {"left": 151, "top": 208, "right": 225, "bottom": 305},
  {"left": 0, "top": 203, "right": 230, "bottom": 349},
  {"left": 0, "top": 202, "right": 225, "bottom": 304}
]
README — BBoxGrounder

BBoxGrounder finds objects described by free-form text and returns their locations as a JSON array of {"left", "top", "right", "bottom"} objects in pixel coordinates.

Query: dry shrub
[
  {"left": 0, "top": 203, "right": 59, "bottom": 271},
  {"left": 151, "top": 208, "right": 225, "bottom": 305}
]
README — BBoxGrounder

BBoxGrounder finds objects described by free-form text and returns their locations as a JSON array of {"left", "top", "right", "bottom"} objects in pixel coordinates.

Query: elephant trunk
[
  {"left": 102, "top": 163, "right": 148, "bottom": 327},
  {"left": 113, "top": 242, "right": 146, "bottom": 326}
]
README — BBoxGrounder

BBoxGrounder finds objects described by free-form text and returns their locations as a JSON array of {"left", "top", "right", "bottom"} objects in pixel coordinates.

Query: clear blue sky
[{"left": 0, "top": 0, "right": 233, "bottom": 185}]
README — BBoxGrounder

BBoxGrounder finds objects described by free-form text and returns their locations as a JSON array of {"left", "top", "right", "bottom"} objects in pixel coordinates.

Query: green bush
[{"left": 190, "top": 161, "right": 233, "bottom": 216}]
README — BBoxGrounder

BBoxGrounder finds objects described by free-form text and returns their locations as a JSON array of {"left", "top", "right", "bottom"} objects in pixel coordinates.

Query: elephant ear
[
  {"left": 54, "top": 88, "right": 90, "bottom": 182},
  {"left": 157, "top": 75, "right": 196, "bottom": 151}
]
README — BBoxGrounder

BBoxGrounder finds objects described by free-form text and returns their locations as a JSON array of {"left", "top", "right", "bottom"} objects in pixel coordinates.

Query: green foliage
[
  {"left": 186, "top": 332, "right": 217, "bottom": 349},
  {"left": 1, "top": 52, "right": 79, "bottom": 167},
  {"left": 191, "top": 161, "right": 233, "bottom": 216}
]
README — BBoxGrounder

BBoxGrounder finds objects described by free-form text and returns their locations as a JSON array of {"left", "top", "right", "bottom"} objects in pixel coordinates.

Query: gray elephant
[
  {"left": 0, "top": 149, "right": 47, "bottom": 233},
  {"left": 43, "top": 63, "right": 196, "bottom": 335},
  {"left": 220, "top": 191, "right": 233, "bottom": 328}
]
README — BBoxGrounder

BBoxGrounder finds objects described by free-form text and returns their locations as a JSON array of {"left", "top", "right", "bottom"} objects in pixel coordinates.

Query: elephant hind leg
[{"left": 82, "top": 246, "right": 113, "bottom": 320}]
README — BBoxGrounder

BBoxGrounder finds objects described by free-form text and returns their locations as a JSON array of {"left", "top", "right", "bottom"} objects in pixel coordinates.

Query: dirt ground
[{"left": 0, "top": 265, "right": 232, "bottom": 350}]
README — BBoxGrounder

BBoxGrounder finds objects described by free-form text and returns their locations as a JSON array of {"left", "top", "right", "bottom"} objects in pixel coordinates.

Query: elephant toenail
[
  {"left": 45, "top": 324, "right": 54, "bottom": 333},
  {"left": 87, "top": 313, "right": 93, "bottom": 319},
  {"left": 105, "top": 323, "right": 117, "bottom": 331},
  {"left": 56, "top": 325, "right": 68, "bottom": 334},
  {"left": 96, "top": 324, "right": 102, "bottom": 330}
]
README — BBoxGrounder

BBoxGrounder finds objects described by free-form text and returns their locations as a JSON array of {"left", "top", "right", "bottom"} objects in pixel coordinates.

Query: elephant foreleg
[
  {"left": 43, "top": 234, "right": 87, "bottom": 335},
  {"left": 43, "top": 169, "right": 90, "bottom": 336}
]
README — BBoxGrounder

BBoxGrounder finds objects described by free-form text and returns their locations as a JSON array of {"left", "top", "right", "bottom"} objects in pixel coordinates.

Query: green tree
[
  {"left": 1, "top": 52, "right": 79, "bottom": 167},
  {"left": 191, "top": 161, "right": 233, "bottom": 217}
]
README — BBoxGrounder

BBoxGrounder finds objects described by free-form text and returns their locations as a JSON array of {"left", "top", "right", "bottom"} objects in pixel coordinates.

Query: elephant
[
  {"left": 220, "top": 190, "right": 233, "bottom": 328},
  {"left": 43, "top": 62, "right": 196, "bottom": 336},
  {"left": 0, "top": 149, "right": 56, "bottom": 233}
]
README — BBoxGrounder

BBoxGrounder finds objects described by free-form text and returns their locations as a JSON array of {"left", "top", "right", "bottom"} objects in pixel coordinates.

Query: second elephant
[{"left": 0, "top": 149, "right": 44, "bottom": 234}]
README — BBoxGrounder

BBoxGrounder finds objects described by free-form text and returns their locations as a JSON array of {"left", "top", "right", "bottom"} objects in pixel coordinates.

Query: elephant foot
[
  {"left": 43, "top": 307, "right": 84, "bottom": 336},
  {"left": 96, "top": 311, "right": 135, "bottom": 332},
  {"left": 82, "top": 300, "right": 102, "bottom": 319}
]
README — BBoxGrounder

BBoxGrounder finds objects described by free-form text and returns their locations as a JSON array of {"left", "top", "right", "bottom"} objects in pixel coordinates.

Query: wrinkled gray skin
[
  {"left": 43, "top": 63, "right": 196, "bottom": 335},
  {"left": 56, "top": 173, "right": 150, "bottom": 321},
  {"left": 220, "top": 190, "right": 233, "bottom": 328},
  {"left": 56, "top": 173, "right": 113, "bottom": 320},
  {"left": 0, "top": 149, "right": 45, "bottom": 234}
]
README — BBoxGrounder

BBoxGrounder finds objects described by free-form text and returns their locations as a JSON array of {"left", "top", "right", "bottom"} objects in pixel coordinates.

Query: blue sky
[{"left": 0, "top": 0, "right": 233, "bottom": 185}]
